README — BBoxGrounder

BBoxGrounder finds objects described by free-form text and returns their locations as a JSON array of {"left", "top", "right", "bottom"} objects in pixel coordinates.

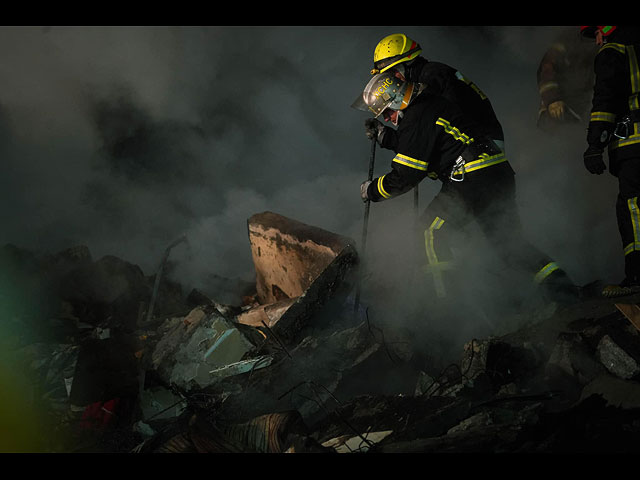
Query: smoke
[{"left": 0, "top": 26, "right": 623, "bottom": 360}]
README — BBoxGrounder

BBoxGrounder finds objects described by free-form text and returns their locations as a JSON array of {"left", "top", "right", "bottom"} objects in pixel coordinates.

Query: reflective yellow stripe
[
  {"left": 377, "top": 175, "right": 391, "bottom": 199},
  {"left": 611, "top": 133, "right": 640, "bottom": 149},
  {"left": 628, "top": 46, "right": 640, "bottom": 110},
  {"left": 534, "top": 262, "right": 559, "bottom": 284},
  {"left": 455, "top": 71, "right": 487, "bottom": 100},
  {"left": 600, "top": 43, "right": 626, "bottom": 55},
  {"left": 392, "top": 153, "right": 428, "bottom": 171},
  {"left": 590, "top": 111, "right": 617, "bottom": 123},
  {"left": 424, "top": 217, "right": 445, "bottom": 265},
  {"left": 461, "top": 152, "right": 507, "bottom": 174},
  {"left": 624, "top": 242, "right": 640, "bottom": 256},
  {"left": 628, "top": 198, "right": 640, "bottom": 253},
  {"left": 424, "top": 217, "right": 447, "bottom": 298},
  {"left": 539, "top": 81, "right": 559, "bottom": 94},
  {"left": 435, "top": 118, "right": 474, "bottom": 145}
]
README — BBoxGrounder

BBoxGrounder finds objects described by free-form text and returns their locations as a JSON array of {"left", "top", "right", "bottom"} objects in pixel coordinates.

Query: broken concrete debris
[
  {"left": 596, "top": 334, "right": 640, "bottom": 380},
  {"left": 6, "top": 211, "right": 640, "bottom": 453},
  {"left": 239, "top": 212, "right": 358, "bottom": 343},
  {"left": 151, "top": 307, "right": 265, "bottom": 391}
]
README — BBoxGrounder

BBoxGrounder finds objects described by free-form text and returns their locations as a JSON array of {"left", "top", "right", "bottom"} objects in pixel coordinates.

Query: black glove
[
  {"left": 364, "top": 118, "right": 386, "bottom": 145},
  {"left": 360, "top": 180, "right": 372, "bottom": 202},
  {"left": 583, "top": 146, "right": 606, "bottom": 175}
]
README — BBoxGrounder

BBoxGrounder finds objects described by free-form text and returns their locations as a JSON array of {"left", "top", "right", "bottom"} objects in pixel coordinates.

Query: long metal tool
[
  {"left": 353, "top": 137, "right": 377, "bottom": 316},
  {"left": 145, "top": 234, "right": 188, "bottom": 324}
]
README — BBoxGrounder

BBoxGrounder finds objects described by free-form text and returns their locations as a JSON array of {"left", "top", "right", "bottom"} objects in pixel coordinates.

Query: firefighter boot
[{"left": 602, "top": 252, "right": 640, "bottom": 297}]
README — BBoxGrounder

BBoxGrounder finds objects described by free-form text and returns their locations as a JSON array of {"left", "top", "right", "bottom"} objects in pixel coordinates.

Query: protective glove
[
  {"left": 583, "top": 145, "right": 606, "bottom": 175},
  {"left": 360, "top": 180, "right": 372, "bottom": 203},
  {"left": 548, "top": 100, "right": 565, "bottom": 120},
  {"left": 364, "top": 118, "right": 386, "bottom": 145}
]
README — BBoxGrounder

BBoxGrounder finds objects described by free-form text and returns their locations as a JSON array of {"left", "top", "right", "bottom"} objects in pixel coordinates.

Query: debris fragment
[
  {"left": 596, "top": 334, "right": 640, "bottom": 380},
  {"left": 240, "top": 212, "right": 357, "bottom": 342},
  {"left": 615, "top": 303, "right": 640, "bottom": 332}
]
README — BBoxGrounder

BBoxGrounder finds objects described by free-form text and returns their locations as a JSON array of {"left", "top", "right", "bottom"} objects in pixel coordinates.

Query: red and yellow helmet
[
  {"left": 580, "top": 26, "right": 617, "bottom": 38},
  {"left": 371, "top": 33, "right": 422, "bottom": 75}
]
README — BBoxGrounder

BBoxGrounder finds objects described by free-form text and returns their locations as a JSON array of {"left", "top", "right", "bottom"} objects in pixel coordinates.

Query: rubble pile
[{"left": 3, "top": 211, "right": 640, "bottom": 453}]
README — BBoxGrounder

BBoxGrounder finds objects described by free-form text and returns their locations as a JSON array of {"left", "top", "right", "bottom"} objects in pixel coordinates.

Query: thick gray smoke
[{"left": 0, "top": 26, "right": 622, "bottom": 357}]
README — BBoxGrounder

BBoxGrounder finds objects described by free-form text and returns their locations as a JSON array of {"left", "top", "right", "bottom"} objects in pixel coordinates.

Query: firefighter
[
  {"left": 536, "top": 27, "right": 596, "bottom": 132},
  {"left": 352, "top": 70, "right": 579, "bottom": 303},
  {"left": 581, "top": 26, "right": 640, "bottom": 297},
  {"left": 365, "top": 33, "right": 504, "bottom": 154}
]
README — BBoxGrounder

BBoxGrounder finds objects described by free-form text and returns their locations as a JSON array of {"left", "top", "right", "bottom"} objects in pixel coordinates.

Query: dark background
[{"left": 0, "top": 26, "right": 616, "bottom": 286}]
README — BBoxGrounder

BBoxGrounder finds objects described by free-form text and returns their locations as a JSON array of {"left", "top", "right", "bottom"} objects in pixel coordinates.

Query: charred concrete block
[
  {"left": 247, "top": 212, "right": 357, "bottom": 305},
  {"left": 241, "top": 212, "right": 357, "bottom": 342},
  {"left": 546, "top": 333, "right": 577, "bottom": 377},
  {"left": 596, "top": 334, "right": 640, "bottom": 380}
]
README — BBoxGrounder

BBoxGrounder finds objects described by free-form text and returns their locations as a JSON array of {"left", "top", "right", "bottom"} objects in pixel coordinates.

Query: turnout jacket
[
  {"left": 537, "top": 28, "right": 595, "bottom": 124},
  {"left": 403, "top": 57, "right": 504, "bottom": 143},
  {"left": 367, "top": 91, "right": 512, "bottom": 202},
  {"left": 588, "top": 32, "right": 640, "bottom": 172}
]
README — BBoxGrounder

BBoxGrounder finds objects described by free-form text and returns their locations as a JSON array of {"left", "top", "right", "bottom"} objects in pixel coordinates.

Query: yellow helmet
[{"left": 371, "top": 33, "right": 422, "bottom": 74}]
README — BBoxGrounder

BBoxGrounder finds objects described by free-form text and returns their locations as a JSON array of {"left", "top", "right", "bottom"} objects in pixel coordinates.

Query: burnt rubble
[{"left": 3, "top": 212, "right": 640, "bottom": 453}]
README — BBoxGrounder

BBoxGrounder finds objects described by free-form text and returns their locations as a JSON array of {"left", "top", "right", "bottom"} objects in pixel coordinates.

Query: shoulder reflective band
[
  {"left": 624, "top": 197, "right": 640, "bottom": 256},
  {"left": 392, "top": 153, "right": 428, "bottom": 171},
  {"left": 377, "top": 175, "right": 392, "bottom": 199},
  {"left": 590, "top": 111, "right": 617, "bottom": 123},
  {"left": 534, "top": 262, "right": 560, "bottom": 284},
  {"left": 599, "top": 43, "right": 626, "bottom": 55},
  {"left": 455, "top": 71, "right": 487, "bottom": 100},
  {"left": 435, "top": 118, "right": 474, "bottom": 145},
  {"left": 539, "top": 81, "right": 560, "bottom": 94}
]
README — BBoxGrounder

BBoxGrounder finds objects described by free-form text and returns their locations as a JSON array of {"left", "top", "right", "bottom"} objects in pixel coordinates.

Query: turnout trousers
[
  {"left": 419, "top": 162, "right": 567, "bottom": 297},
  {"left": 615, "top": 157, "right": 640, "bottom": 282}
]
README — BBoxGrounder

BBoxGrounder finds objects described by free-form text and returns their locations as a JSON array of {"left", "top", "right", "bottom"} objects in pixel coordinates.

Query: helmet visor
[{"left": 351, "top": 72, "right": 406, "bottom": 117}]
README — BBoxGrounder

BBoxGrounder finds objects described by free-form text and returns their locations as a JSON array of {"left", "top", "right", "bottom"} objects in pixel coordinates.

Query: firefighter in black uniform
[
  {"left": 352, "top": 69, "right": 578, "bottom": 302},
  {"left": 581, "top": 25, "right": 640, "bottom": 297},
  {"left": 364, "top": 33, "right": 504, "bottom": 155}
]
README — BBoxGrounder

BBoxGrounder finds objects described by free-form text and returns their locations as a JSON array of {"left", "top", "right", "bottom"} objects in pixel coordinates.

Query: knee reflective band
[
  {"left": 534, "top": 262, "right": 560, "bottom": 284},
  {"left": 624, "top": 197, "right": 640, "bottom": 256},
  {"left": 424, "top": 217, "right": 448, "bottom": 298}
]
